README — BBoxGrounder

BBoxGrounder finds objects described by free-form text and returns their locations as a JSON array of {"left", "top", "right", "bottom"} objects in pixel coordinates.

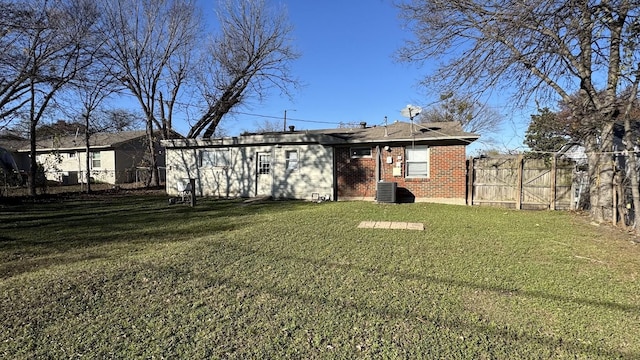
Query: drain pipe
[{"left": 375, "top": 145, "right": 381, "bottom": 200}]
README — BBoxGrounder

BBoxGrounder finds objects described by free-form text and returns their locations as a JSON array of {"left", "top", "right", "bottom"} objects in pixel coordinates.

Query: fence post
[
  {"left": 550, "top": 154, "right": 557, "bottom": 210},
  {"left": 516, "top": 154, "right": 524, "bottom": 210},
  {"left": 466, "top": 156, "right": 474, "bottom": 206}
]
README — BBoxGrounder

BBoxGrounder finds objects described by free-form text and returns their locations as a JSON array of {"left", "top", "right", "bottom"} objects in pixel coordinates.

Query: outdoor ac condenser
[{"left": 376, "top": 181, "right": 397, "bottom": 203}]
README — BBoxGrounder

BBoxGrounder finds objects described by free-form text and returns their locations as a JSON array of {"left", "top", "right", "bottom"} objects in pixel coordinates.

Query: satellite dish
[{"left": 400, "top": 104, "right": 422, "bottom": 119}]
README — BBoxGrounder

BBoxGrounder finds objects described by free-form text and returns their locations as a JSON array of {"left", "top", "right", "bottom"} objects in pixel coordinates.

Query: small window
[
  {"left": 69, "top": 152, "right": 76, "bottom": 158},
  {"left": 198, "top": 149, "right": 229, "bottom": 167},
  {"left": 258, "top": 154, "right": 271, "bottom": 174},
  {"left": 350, "top": 147, "right": 372, "bottom": 158},
  {"left": 198, "top": 150, "right": 214, "bottom": 167},
  {"left": 405, "top": 146, "right": 429, "bottom": 178},
  {"left": 90, "top": 152, "right": 101, "bottom": 168},
  {"left": 285, "top": 150, "right": 299, "bottom": 171}
]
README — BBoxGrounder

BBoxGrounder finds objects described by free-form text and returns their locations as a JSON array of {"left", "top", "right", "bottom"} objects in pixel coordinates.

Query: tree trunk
[
  {"left": 84, "top": 113, "right": 92, "bottom": 193},
  {"left": 85, "top": 133, "right": 92, "bottom": 194},
  {"left": 28, "top": 119, "right": 37, "bottom": 197},
  {"left": 624, "top": 116, "right": 640, "bottom": 230},
  {"left": 146, "top": 123, "right": 159, "bottom": 187},
  {"left": 28, "top": 80, "right": 37, "bottom": 197},
  {"left": 587, "top": 122, "right": 615, "bottom": 223}
]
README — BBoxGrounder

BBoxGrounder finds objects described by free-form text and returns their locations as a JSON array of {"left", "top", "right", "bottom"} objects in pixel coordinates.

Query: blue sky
[{"left": 181, "top": 0, "right": 532, "bottom": 153}]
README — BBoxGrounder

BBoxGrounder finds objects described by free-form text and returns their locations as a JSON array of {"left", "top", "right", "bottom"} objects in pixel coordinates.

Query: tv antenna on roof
[
  {"left": 401, "top": 104, "right": 422, "bottom": 133},
  {"left": 400, "top": 104, "right": 422, "bottom": 120}
]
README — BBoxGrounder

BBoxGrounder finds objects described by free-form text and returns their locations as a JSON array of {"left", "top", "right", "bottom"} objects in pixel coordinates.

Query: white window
[
  {"left": 90, "top": 152, "right": 101, "bottom": 168},
  {"left": 258, "top": 153, "right": 271, "bottom": 174},
  {"left": 69, "top": 152, "right": 76, "bottom": 158},
  {"left": 285, "top": 150, "right": 299, "bottom": 171},
  {"left": 350, "top": 147, "right": 372, "bottom": 158},
  {"left": 198, "top": 149, "right": 229, "bottom": 167},
  {"left": 405, "top": 146, "right": 429, "bottom": 178}
]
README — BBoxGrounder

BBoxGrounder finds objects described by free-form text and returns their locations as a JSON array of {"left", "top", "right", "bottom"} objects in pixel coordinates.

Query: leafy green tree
[{"left": 524, "top": 108, "right": 572, "bottom": 154}]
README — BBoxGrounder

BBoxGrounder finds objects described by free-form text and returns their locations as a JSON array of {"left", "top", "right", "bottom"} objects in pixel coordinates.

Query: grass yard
[{"left": 1, "top": 194, "right": 639, "bottom": 359}]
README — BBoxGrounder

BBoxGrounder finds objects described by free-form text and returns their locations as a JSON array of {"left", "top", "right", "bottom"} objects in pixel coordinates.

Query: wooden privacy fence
[{"left": 467, "top": 155, "right": 576, "bottom": 210}]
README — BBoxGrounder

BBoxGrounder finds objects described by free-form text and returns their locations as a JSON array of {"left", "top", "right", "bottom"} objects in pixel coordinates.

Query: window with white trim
[
  {"left": 350, "top": 147, "right": 372, "bottom": 158},
  {"left": 285, "top": 150, "right": 299, "bottom": 171},
  {"left": 198, "top": 149, "right": 229, "bottom": 167},
  {"left": 90, "top": 152, "right": 101, "bottom": 168},
  {"left": 405, "top": 146, "right": 429, "bottom": 178},
  {"left": 258, "top": 153, "right": 271, "bottom": 174}
]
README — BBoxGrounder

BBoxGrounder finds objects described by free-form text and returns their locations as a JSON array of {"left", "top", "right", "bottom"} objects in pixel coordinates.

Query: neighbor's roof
[
  {"left": 27, "top": 130, "right": 150, "bottom": 151},
  {"left": 0, "top": 134, "right": 29, "bottom": 152}
]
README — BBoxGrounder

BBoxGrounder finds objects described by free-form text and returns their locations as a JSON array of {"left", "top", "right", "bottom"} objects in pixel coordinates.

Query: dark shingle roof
[
  {"left": 0, "top": 134, "right": 29, "bottom": 152},
  {"left": 162, "top": 121, "right": 479, "bottom": 148},
  {"left": 30, "top": 130, "right": 149, "bottom": 151},
  {"left": 309, "top": 121, "right": 479, "bottom": 145}
]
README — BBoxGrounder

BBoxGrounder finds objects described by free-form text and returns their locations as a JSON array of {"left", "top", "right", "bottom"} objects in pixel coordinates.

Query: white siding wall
[
  {"left": 166, "top": 144, "right": 334, "bottom": 201},
  {"left": 37, "top": 150, "right": 117, "bottom": 184}
]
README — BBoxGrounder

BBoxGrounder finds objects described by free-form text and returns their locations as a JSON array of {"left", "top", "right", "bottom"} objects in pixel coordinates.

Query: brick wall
[
  {"left": 336, "top": 144, "right": 468, "bottom": 201},
  {"left": 335, "top": 147, "right": 377, "bottom": 198}
]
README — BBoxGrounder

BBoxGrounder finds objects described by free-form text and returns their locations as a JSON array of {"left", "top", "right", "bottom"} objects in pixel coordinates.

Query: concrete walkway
[{"left": 357, "top": 221, "right": 425, "bottom": 231}]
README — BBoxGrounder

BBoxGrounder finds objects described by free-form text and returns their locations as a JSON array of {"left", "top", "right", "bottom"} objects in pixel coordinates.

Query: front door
[{"left": 256, "top": 152, "right": 272, "bottom": 196}]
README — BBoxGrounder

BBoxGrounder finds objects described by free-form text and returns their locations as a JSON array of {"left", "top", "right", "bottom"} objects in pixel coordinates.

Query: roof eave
[
  {"left": 333, "top": 135, "right": 480, "bottom": 145},
  {"left": 162, "top": 133, "right": 348, "bottom": 148}
]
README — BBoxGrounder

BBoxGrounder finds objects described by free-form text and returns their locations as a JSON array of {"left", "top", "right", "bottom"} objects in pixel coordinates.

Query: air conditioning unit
[{"left": 377, "top": 181, "right": 397, "bottom": 203}]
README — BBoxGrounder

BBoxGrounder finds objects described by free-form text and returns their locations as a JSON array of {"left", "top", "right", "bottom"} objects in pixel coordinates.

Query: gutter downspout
[{"left": 375, "top": 145, "right": 381, "bottom": 200}]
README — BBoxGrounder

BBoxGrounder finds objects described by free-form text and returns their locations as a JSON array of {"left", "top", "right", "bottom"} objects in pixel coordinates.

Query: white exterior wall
[
  {"left": 166, "top": 144, "right": 334, "bottom": 201},
  {"left": 37, "top": 149, "right": 117, "bottom": 184}
]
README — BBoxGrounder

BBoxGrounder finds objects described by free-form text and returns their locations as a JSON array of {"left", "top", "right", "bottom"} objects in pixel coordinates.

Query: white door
[{"left": 256, "top": 152, "right": 272, "bottom": 196}]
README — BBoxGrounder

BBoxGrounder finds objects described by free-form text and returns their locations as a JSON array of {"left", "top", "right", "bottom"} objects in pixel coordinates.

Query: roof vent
[
  {"left": 288, "top": 125, "right": 295, "bottom": 132},
  {"left": 359, "top": 122, "right": 367, "bottom": 129}
]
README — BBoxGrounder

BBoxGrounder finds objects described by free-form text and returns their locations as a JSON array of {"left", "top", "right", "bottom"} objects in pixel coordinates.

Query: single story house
[
  {"left": 4, "top": 130, "right": 169, "bottom": 185},
  {"left": 162, "top": 121, "right": 479, "bottom": 204},
  {"left": 0, "top": 134, "right": 28, "bottom": 172}
]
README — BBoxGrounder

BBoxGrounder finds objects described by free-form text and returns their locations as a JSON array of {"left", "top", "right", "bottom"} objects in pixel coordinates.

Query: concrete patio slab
[
  {"left": 406, "top": 222, "right": 425, "bottom": 231},
  {"left": 357, "top": 221, "right": 377, "bottom": 228},
  {"left": 374, "top": 221, "right": 392, "bottom": 229},
  {"left": 389, "top": 222, "right": 408, "bottom": 229},
  {"left": 358, "top": 221, "right": 425, "bottom": 231}
]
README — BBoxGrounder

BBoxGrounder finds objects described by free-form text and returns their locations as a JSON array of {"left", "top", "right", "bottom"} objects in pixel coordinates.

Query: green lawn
[{"left": 1, "top": 194, "right": 639, "bottom": 358}]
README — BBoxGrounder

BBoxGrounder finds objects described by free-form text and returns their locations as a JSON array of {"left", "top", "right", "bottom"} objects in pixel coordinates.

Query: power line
[{"left": 231, "top": 111, "right": 340, "bottom": 126}]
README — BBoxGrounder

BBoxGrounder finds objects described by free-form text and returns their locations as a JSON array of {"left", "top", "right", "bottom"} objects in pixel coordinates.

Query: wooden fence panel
[{"left": 470, "top": 156, "right": 574, "bottom": 210}]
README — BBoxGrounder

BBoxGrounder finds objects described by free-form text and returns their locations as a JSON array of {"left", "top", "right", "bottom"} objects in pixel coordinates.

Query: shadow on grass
[
  {"left": 0, "top": 196, "right": 309, "bottom": 278},
  {"left": 196, "top": 241, "right": 638, "bottom": 359}
]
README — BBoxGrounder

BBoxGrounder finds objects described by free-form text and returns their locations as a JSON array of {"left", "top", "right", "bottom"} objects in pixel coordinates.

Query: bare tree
[
  {"left": 0, "top": 0, "right": 99, "bottom": 196},
  {"left": 65, "top": 63, "right": 121, "bottom": 193},
  {"left": 419, "top": 93, "right": 502, "bottom": 136},
  {"left": 397, "top": 0, "right": 640, "bottom": 223},
  {"left": 0, "top": 1, "right": 41, "bottom": 126},
  {"left": 99, "top": 0, "right": 201, "bottom": 187},
  {"left": 248, "top": 118, "right": 284, "bottom": 133},
  {"left": 187, "top": 0, "right": 300, "bottom": 138}
]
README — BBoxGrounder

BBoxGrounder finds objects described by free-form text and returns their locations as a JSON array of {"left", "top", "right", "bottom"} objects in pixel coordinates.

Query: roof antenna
[{"left": 400, "top": 104, "right": 422, "bottom": 133}]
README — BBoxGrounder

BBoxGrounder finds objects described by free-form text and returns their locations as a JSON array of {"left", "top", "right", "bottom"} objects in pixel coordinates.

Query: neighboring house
[
  {"left": 162, "top": 121, "right": 479, "bottom": 204},
  {"left": 0, "top": 134, "right": 29, "bottom": 172},
  {"left": 3, "top": 130, "right": 172, "bottom": 185}
]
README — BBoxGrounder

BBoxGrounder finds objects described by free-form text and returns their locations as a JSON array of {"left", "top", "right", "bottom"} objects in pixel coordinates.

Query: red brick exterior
[{"left": 336, "top": 144, "right": 468, "bottom": 202}]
